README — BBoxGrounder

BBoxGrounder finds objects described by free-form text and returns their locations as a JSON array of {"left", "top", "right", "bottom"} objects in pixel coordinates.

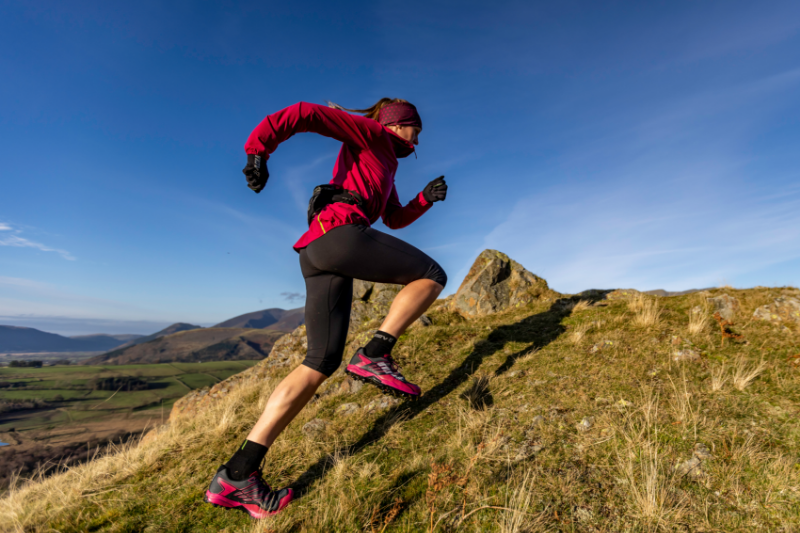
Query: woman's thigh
[
  {"left": 299, "top": 250, "right": 353, "bottom": 377},
  {"left": 304, "top": 224, "right": 447, "bottom": 287}
]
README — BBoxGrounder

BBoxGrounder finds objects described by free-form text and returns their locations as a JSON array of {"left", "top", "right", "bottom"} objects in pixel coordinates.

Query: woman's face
[{"left": 388, "top": 124, "right": 420, "bottom": 145}]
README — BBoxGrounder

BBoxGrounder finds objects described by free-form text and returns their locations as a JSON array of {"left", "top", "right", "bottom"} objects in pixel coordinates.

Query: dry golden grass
[
  {"left": 571, "top": 299, "right": 592, "bottom": 313},
  {"left": 630, "top": 295, "right": 662, "bottom": 327},
  {"left": 708, "top": 363, "right": 728, "bottom": 392},
  {"left": 3, "top": 286, "right": 799, "bottom": 532},
  {"left": 613, "top": 391, "right": 688, "bottom": 529},
  {"left": 732, "top": 357, "right": 767, "bottom": 391},
  {"left": 688, "top": 306, "right": 710, "bottom": 335},
  {"left": 498, "top": 470, "right": 540, "bottom": 533},
  {"left": 568, "top": 321, "right": 592, "bottom": 345}
]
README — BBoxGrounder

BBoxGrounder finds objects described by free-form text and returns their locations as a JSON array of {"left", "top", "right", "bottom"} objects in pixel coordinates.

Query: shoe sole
[
  {"left": 203, "top": 490, "right": 293, "bottom": 519},
  {"left": 345, "top": 368, "right": 419, "bottom": 400}
]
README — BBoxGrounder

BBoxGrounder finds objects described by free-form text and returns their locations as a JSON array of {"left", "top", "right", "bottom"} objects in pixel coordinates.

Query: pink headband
[{"left": 378, "top": 102, "right": 422, "bottom": 130}]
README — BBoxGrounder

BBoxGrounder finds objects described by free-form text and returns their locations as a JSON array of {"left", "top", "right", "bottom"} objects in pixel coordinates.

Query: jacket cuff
[{"left": 417, "top": 191, "right": 430, "bottom": 207}]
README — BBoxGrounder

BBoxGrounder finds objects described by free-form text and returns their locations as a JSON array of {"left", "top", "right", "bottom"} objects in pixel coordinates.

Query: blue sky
[{"left": 1, "top": 1, "right": 799, "bottom": 335}]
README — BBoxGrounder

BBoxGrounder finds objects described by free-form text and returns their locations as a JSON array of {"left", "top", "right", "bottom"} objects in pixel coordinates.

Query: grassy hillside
[
  {"left": 2, "top": 287, "right": 799, "bottom": 532},
  {"left": 110, "top": 323, "right": 202, "bottom": 352},
  {"left": 0, "top": 361, "right": 260, "bottom": 490},
  {"left": 85, "top": 328, "right": 285, "bottom": 365}
]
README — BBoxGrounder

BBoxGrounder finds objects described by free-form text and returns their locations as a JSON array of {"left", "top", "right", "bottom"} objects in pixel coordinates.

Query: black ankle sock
[
  {"left": 225, "top": 440, "right": 268, "bottom": 481},
  {"left": 364, "top": 330, "right": 397, "bottom": 358}
]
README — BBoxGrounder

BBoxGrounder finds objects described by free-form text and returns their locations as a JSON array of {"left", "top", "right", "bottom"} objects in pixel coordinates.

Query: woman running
[{"left": 204, "top": 99, "right": 448, "bottom": 518}]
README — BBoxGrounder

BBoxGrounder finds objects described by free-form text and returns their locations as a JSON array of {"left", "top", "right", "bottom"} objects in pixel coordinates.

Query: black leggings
[{"left": 299, "top": 224, "right": 447, "bottom": 376}]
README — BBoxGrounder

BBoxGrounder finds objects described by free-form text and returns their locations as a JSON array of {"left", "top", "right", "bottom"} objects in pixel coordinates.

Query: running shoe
[
  {"left": 345, "top": 347, "right": 421, "bottom": 399},
  {"left": 204, "top": 465, "right": 293, "bottom": 519}
]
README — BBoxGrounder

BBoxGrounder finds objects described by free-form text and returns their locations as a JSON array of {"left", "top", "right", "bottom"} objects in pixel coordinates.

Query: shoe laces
[
  {"left": 383, "top": 354, "right": 402, "bottom": 374},
  {"left": 248, "top": 472, "right": 274, "bottom": 500}
]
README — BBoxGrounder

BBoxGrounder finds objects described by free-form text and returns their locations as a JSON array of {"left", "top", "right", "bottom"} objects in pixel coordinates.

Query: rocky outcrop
[
  {"left": 604, "top": 289, "right": 641, "bottom": 301},
  {"left": 451, "top": 250, "right": 552, "bottom": 317},
  {"left": 753, "top": 297, "right": 800, "bottom": 325},
  {"left": 350, "top": 280, "right": 403, "bottom": 328},
  {"left": 707, "top": 294, "right": 740, "bottom": 321}
]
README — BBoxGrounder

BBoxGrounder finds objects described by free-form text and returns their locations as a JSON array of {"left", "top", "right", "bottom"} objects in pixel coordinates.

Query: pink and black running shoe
[
  {"left": 345, "top": 347, "right": 421, "bottom": 399},
  {"left": 204, "top": 465, "right": 293, "bottom": 519}
]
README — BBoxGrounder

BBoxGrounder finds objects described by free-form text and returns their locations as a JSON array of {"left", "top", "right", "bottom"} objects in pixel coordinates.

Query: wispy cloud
[
  {"left": 475, "top": 66, "right": 800, "bottom": 293},
  {"left": 280, "top": 291, "right": 304, "bottom": 303},
  {"left": 281, "top": 152, "right": 338, "bottom": 212},
  {"left": 0, "top": 276, "right": 160, "bottom": 319},
  {"left": 0, "top": 222, "right": 75, "bottom": 260}
]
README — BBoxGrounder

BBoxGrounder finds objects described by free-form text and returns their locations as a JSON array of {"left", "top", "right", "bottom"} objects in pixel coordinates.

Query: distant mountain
[
  {"left": 67, "top": 333, "right": 144, "bottom": 343},
  {"left": 83, "top": 327, "right": 286, "bottom": 365},
  {"left": 0, "top": 326, "right": 134, "bottom": 353},
  {"left": 111, "top": 323, "right": 202, "bottom": 351},
  {"left": 213, "top": 307, "right": 304, "bottom": 331}
]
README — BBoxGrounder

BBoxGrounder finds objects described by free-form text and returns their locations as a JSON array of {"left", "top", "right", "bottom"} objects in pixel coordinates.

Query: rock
[
  {"left": 338, "top": 377, "right": 364, "bottom": 395},
  {"left": 594, "top": 397, "right": 612, "bottom": 405},
  {"left": 670, "top": 335, "right": 685, "bottom": 346},
  {"left": 590, "top": 340, "right": 614, "bottom": 353},
  {"left": 548, "top": 405, "right": 568, "bottom": 420},
  {"left": 672, "top": 349, "right": 700, "bottom": 362},
  {"left": 513, "top": 441, "right": 544, "bottom": 461},
  {"left": 694, "top": 443, "right": 713, "bottom": 459},
  {"left": 753, "top": 297, "right": 800, "bottom": 324},
  {"left": 264, "top": 325, "right": 308, "bottom": 368},
  {"left": 351, "top": 280, "right": 403, "bottom": 328},
  {"left": 576, "top": 416, "right": 594, "bottom": 431},
  {"left": 605, "top": 289, "right": 641, "bottom": 300},
  {"left": 413, "top": 314, "right": 433, "bottom": 327},
  {"left": 364, "top": 396, "right": 401, "bottom": 413},
  {"left": 302, "top": 418, "right": 328, "bottom": 437},
  {"left": 450, "top": 250, "right": 552, "bottom": 317},
  {"left": 675, "top": 456, "right": 703, "bottom": 477},
  {"left": 531, "top": 415, "right": 545, "bottom": 426},
  {"left": 575, "top": 507, "right": 593, "bottom": 523},
  {"left": 336, "top": 402, "right": 360, "bottom": 416},
  {"left": 139, "top": 424, "right": 168, "bottom": 446},
  {"left": 707, "top": 294, "right": 740, "bottom": 321}
]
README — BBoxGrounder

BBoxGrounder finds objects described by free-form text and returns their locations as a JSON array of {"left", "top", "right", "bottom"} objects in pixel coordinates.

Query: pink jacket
[{"left": 245, "top": 102, "right": 433, "bottom": 251}]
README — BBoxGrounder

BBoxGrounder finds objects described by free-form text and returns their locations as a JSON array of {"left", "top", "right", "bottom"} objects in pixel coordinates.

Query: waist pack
[{"left": 307, "top": 184, "right": 366, "bottom": 225}]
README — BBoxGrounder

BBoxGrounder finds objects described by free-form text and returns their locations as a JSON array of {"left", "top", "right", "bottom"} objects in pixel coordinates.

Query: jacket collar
[{"left": 385, "top": 127, "right": 416, "bottom": 159}]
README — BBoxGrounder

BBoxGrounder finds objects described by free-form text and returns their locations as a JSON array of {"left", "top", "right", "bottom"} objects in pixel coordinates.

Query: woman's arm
[
  {"left": 244, "top": 102, "right": 384, "bottom": 157},
  {"left": 381, "top": 185, "right": 433, "bottom": 230}
]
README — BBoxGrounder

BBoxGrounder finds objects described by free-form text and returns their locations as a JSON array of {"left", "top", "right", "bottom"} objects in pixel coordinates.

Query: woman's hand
[
  {"left": 422, "top": 176, "right": 447, "bottom": 203},
  {"left": 243, "top": 154, "right": 269, "bottom": 193}
]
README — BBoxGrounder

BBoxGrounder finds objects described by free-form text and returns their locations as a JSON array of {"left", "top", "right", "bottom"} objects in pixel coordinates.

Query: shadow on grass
[{"left": 291, "top": 292, "right": 611, "bottom": 498}]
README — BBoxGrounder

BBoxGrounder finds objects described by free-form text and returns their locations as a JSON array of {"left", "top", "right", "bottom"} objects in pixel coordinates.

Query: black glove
[
  {"left": 243, "top": 154, "right": 269, "bottom": 193},
  {"left": 422, "top": 176, "right": 447, "bottom": 203}
]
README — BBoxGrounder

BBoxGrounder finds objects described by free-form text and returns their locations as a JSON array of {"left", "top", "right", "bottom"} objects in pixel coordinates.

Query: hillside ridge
[{"left": 3, "top": 249, "right": 799, "bottom": 532}]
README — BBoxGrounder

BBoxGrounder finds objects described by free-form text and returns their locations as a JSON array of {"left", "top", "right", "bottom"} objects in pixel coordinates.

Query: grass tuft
[
  {"left": 630, "top": 295, "right": 662, "bottom": 328},
  {"left": 732, "top": 357, "right": 767, "bottom": 391}
]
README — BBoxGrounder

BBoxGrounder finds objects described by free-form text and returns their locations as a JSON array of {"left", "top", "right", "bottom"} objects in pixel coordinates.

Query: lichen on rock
[
  {"left": 350, "top": 280, "right": 403, "bottom": 328},
  {"left": 450, "top": 249, "right": 552, "bottom": 317},
  {"left": 707, "top": 294, "right": 740, "bottom": 321},
  {"left": 753, "top": 297, "right": 800, "bottom": 325}
]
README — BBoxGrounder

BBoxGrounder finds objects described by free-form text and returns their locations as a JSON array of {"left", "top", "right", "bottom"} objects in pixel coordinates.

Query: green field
[{"left": 0, "top": 361, "right": 258, "bottom": 432}]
